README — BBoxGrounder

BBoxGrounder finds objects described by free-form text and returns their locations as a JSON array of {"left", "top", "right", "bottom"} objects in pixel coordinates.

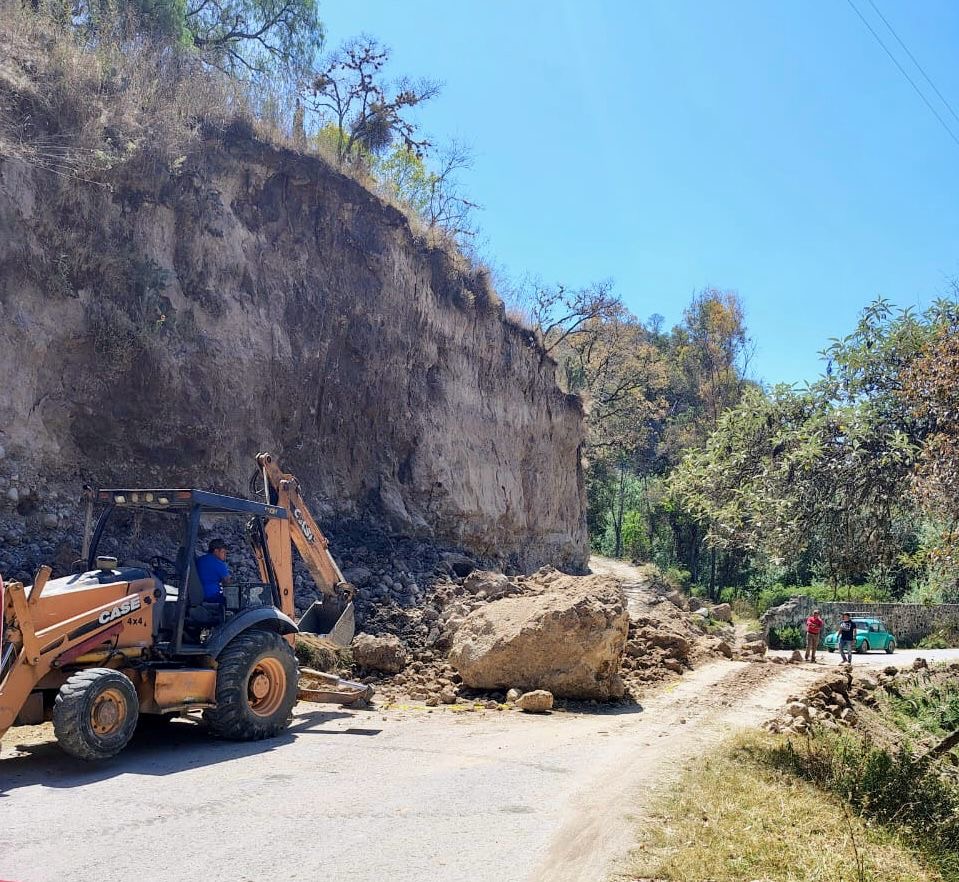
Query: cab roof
[{"left": 97, "top": 488, "right": 287, "bottom": 519}]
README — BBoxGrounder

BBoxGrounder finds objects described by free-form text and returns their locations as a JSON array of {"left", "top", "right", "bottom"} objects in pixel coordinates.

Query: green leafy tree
[{"left": 375, "top": 141, "right": 478, "bottom": 243}]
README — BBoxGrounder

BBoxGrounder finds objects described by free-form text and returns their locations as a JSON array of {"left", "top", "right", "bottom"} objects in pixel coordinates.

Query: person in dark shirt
[
  {"left": 195, "top": 539, "right": 231, "bottom": 604},
  {"left": 837, "top": 613, "right": 857, "bottom": 664}
]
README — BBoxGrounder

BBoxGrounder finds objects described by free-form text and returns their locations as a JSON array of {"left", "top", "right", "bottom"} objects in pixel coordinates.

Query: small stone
[
  {"left": 484, "top": 700, "right": 499, "bottom": 710},
  {"left": 41, "top": 513, "right": 59, "bottom": 530},
  {"left": 6, "top": 487, "right": 18, "bottom": 504},
  {"left": 440, "top": 688, "right": 457, "bottom": 704},
  {"left": 515, "top": 690, "right": 553, "bottom": 714},
  {"left": 506, "top": 688, "right": 522, "bottom": 703},
  {"left": 662, "top": 658, "right": 684, "bottom": 674},
  {"left": 425, "top": 696, "right": 439, "bottom": 707},
  {"left": 785, "top": 702, "right": 810, "bottom": 719}
]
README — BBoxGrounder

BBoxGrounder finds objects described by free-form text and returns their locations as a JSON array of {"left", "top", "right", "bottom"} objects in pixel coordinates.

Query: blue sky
[{"left": 319, "top": 1, "right": 959, "bottom": 386}]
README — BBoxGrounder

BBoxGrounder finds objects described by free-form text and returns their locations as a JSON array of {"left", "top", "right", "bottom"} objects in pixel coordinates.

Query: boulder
[
  {"left": 712, "top": 603, "right": 733, "bottom": 623},
  {"left": 463, "top": 570, "right": 516, "bottom": 600},
  {"left": 441, "top": 552, "right": 477, "bottom": 577},
  {"left": 712, "top": 639, "right": 734, "bottom": 658},
  {"left": 636, "top": 629, "right": 690, "bottom": 659},
  {"left": 516, "top": 690, "right": 554, "bottom": 713},
  {"left": 352, "top": 633, "right": 408, "bottom": 674},
  {"left": 666, "top": 590, "right": 687, "bottom": 609},
  {"left": 448, "top": 573, "right": 628, "bottom": 699},
  {"left": 342, "top": 566, "right": 373, "bottom": 587}
]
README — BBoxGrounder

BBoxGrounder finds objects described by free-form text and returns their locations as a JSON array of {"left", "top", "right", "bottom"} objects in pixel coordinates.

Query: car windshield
[{"left": 854, "top": 621, "right": 871, "bottom": 631}]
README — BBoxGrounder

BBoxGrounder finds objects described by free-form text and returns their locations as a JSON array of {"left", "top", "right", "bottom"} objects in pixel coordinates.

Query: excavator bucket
[{"left": 297, "top": 600, "right": 355, "bottom": 648}]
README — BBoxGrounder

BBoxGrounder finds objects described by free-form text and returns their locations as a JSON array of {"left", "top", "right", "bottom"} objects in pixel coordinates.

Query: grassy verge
[{"left": 624, "top": 731, "right": 939, "bottom": 882}]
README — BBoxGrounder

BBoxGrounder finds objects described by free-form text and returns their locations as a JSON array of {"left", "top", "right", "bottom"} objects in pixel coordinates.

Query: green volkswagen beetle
[{"left": 824, "top": 616, "right": 896, "bottom": 654}]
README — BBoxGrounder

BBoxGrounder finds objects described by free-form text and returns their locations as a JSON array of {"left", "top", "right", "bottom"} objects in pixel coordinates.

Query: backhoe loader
[{"left": 0, "top": 452, "right": 368, "bottom": 761}]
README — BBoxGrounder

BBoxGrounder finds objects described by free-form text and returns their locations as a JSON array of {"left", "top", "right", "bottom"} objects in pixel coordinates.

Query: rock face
[
  {"left": 352, "top": 633, "right": 408, "bottom": 673},
  {"left": 0, "top": 40, "right": 588, "bottom": 572},
  {"left": 447, "top": 573, "right": 629, "bottom": 699}
]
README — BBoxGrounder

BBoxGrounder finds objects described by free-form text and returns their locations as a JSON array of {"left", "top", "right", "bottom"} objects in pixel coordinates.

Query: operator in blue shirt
[{"left": 195, "top": 538, "right": 232, "bottom": 604}]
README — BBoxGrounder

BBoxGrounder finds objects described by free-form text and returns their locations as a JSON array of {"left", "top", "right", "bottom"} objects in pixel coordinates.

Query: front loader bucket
[{"left": 297, "top": 600, "right": 355, "bottom": 648}]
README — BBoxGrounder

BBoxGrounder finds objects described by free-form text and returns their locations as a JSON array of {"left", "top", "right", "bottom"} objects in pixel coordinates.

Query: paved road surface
[
  {"left": 767, "top": 647, "right": 959, "bottom": 667},
  {"left": 2, "top": 662, "right": 817, "bottom": 882}
]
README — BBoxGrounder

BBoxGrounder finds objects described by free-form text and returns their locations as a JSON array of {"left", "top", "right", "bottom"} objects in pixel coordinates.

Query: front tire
[
  {"left": 53, "top": 668, "right": 139, "bottom": 761},
  {"left": 857, "top": 640, "right": 869, "bottom": 654},
  {"left": 205, "top": 630, "right": 298, "bottom": 741},
  {"left": 885, "top": 640, "right": 896, "bottom": 654}
]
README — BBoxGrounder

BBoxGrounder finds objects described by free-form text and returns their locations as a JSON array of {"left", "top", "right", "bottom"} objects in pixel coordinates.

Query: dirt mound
[{"left": 448, "top": 571, "right": 628, "bottom": 699}]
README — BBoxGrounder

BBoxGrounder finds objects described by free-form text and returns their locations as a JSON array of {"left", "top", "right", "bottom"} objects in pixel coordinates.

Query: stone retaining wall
[{"left": 761, "top": 596, "right": 959, "bottom": 645}]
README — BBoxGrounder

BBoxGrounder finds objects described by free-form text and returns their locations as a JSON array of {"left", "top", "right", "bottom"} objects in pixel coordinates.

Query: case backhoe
[{"left": 0, "top": 452, "right": 368, "bottom": 761}]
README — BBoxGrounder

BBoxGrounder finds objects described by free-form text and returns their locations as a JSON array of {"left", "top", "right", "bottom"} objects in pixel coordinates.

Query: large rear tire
[
  {"left": 205, "top": 630, "right": 298, "bottom": 741},
  {"left": 885, "top": 640, "right": 896, "bottom": 654},
  {"left": 857, "top": 640, "right": 869, "bottom": 654},
  {"left": 53, "top": 668, "right": 139, "bottom": 761}
]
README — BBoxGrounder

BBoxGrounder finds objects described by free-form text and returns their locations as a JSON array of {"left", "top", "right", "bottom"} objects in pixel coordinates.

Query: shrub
[
  {"left": 663, "top": 567, "right": 691, "bottom": 592},
  {"left": 918, "top": 621, "right": 959, "bottom": 650},
  {"left": 763, "top": 733, "right": 959, "bottom": 878},
  {"left": 767, "top": 624, "right": 804, "bottom": 650}
]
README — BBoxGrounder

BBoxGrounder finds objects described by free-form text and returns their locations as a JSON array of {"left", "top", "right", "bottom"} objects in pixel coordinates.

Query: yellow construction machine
[{"left": 0, "top": 452, "right": 368, "bottom": 760}]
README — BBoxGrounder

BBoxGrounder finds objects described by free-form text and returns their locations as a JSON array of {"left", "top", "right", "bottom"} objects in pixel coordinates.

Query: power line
[
  {"left": 865, "top": 0, "right": 959, "bottom": 129},
  {"left": 845, "top": 0, "right": 959, "bottom": 150}
]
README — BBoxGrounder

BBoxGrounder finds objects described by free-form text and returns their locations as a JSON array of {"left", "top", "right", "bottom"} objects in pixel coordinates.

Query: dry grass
[
  {"left": 623, "top": 731, "right": 939, "bottom": 882},
  {"left": 0, "top": 6, "right": 535, "bottom": 337}
]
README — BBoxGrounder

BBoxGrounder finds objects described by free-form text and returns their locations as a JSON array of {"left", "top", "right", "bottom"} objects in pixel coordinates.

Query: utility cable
[
  {"left": 845, "top": 0, "right": 959, "bottom": 150},
  {"left": 864, "top": 0, "right": 959, "bottom": 129},
  {"left": 869, "top": 0, "right": 959, "bottom": 128}
]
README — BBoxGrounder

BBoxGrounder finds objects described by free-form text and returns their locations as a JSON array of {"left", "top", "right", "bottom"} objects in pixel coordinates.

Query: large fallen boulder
[
  {"left": 447, "top": 572, "right": 628, "bottom": 699},
  {"left": 352, "top": 633, "right": 408, "bottom": 673}
]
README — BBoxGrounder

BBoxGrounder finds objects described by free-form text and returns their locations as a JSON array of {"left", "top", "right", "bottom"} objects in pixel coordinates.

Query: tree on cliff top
[
  {"left": 306, "top": 36, "right": 440, "bottom": 165},
  {"left": 63, "top": 0, "right": 322, "bottom": 77}
]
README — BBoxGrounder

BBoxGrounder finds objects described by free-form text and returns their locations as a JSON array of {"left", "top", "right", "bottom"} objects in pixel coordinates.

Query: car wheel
[
  {"left": 885, "top": 640, "right": 896, "bottom": 654},
  {"left": 856, "top": 640, "right": 868, "bottom": 654},
  {"left": 828, "top": 647, "right": 835, "bottom": 653}
]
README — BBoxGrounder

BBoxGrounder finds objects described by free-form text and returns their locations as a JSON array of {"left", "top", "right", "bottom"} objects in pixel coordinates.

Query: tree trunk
[{"left": 612, "top": 461, "right": 627, "bottom": 559}]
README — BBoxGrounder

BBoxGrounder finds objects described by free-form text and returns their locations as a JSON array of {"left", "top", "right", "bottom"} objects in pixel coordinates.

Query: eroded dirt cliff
[{"left": 0, "top": 38, "right": 587, "bottom": 571}]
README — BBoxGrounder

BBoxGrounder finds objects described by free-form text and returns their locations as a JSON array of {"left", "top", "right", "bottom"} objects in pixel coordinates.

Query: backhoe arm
[{"left": 256, "top": 453, "right": 352, "bottom": 604}]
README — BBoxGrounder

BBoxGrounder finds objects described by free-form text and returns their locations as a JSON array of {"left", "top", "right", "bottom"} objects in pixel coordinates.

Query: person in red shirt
[{"left": 804, "top": 609, "right": 825, "bottom": 662}]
